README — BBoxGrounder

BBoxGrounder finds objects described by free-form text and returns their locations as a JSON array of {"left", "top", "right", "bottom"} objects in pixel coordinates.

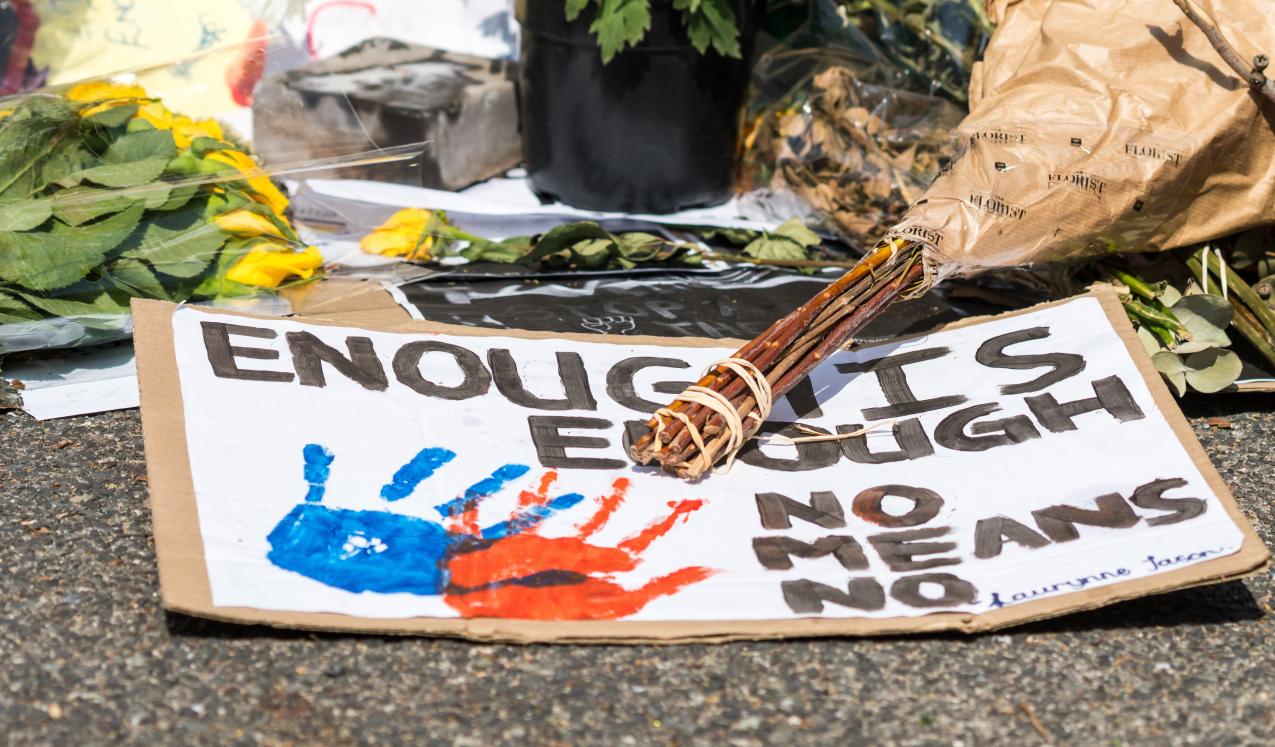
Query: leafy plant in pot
[{"left": 516, "top": 0, "right": 758, "bottom": 214}]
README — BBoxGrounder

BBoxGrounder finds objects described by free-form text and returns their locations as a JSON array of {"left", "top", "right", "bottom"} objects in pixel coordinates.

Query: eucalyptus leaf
[
  {"left": 1183, "top": 349, "right": 1242, "bottom": 393},
  {"left": 1170, "top": 293, "right": 1232, "bottom": 353},
  {"left": 1151, "top": 350, "right": 1187, "bottom": 397},
  {"left": 0, "top": 203, "right": 145, "bottom": 291},
  {"left": 1134, "top": 325, "right": 1162, "bottom": 357}
]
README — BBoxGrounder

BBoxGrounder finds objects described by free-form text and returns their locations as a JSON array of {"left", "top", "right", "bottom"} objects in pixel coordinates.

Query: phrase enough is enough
[{"left": 198, "top": 320, "right": 1147, "bottom": 472}]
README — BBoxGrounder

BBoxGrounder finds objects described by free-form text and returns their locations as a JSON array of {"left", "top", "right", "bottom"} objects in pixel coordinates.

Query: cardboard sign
[{"left": 133, "top": 289, "right": 1268, "bottom": 641}]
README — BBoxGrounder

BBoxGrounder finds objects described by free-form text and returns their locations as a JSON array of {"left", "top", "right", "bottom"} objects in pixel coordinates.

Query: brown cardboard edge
[{"left": 132, "top": 291, "right": 1270, "bottom": 643}]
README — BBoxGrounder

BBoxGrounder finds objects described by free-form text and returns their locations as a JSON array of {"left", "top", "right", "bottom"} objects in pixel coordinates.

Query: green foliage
[
  {"left": 1115, "top": 268, "right": 1242, "bottom": 396},
  {"left": 0, "top": 203, "right": 145, "bottom": 291},
  {"left": 743, "top": 218, "right": 821, "bottom": 262},
  {"left": 566, "top": 0, "right": 741, "bottom": 63},
  {"left": 396, "top": 211, "right": 824, "bottom": 272},
  {"left": 0, "top": 89, "right": 304, "bottom": 348}
]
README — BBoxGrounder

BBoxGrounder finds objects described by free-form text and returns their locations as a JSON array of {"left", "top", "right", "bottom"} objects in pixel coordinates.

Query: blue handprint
[{"left": 265, "top": 444, "right": 585, "bottom": 595}]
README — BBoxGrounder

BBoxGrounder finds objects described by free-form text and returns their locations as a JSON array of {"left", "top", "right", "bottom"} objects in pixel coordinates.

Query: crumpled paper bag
[{"left": 887, "top": 0, "right": 1275, "bottom": 277}]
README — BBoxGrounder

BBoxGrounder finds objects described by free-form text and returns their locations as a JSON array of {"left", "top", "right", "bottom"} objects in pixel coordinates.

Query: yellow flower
[
  {"left": 135, "top": 101, "right": 224, "bottom": 148},
  {"left": 68, "top": 81, "right": 151, "bottom": 118},
  {"left": 134, "top": 100, "right": 173, "bottom": 129},
  {"left": 0, "top": 109, "right": 12, "bottom": 120},
  {"left": 360, "top": 208, "right": 437, "bottom": 261},
  {"left": 214, "top": 208, "right": 288, "bottom": 240},
  {"left": 225, "top": 244, "right": 323, "bottom": 289},
  {"left": 66, "top": 81, "right": 148, "bottom": 102},
  {"left": 173, "top": 116, "right": 224, "bottom": 148},
  {"left": 205, "top": 148, "right": 289, "bottom": 217}
]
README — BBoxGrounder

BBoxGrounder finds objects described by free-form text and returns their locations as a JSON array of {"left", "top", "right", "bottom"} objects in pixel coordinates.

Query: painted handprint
[{"left": 266, "top": 444, "right": 711, "bottom": 620}]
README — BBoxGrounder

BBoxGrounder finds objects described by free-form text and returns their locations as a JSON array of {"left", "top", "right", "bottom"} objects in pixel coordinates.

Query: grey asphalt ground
[{"left": 1, "top": 397, "right": 1272, "bottom": 746}]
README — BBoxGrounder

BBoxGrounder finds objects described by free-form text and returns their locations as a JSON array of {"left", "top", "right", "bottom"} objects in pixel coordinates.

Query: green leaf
[
  {"left": 36, "top": 138, "right": 91, "bottom": 192},
  {"left": 744, "top": 236, "right": 808, "bottom": 262},
  {"left": 104, "top": 129, "right": 178, "bottom": 164},
  {"left": 105, "top": 258, "right": 170, "bottom": 299},
  {"left": 771, "top": 217, "right": 821, "bottom": 247},
  {"left": 152, "top": 184, "right": 199, "bottom": 212},
  {"left": 55, "top": 129, "right": 178, "bottom": 189},
  {"left": 0, "top": 203, "right": 145, "bottom": 291},
  {"left": 0, "top": 288, "right": 39, "bottom": 320},
  {"left": 82, "top": 103, "right": 138, "bottom": 129},
  {"left": 191, "top": 238, "right": 257, "bottom": 299},
  {"left": 680, "top": 0, "right": 740, "bottom": 57},
  {"left": 60, "top": 158, "right": 169, "bottom": 189},
  {"left": 591, "top": 0, "right": 652, "bottom": 63},
  {"left": 1170, "top": 293, "right": 1232, "bottom": 354},
  {"left": 1134, "top": 325, "right": 1162, "bottom": 357},
  {"left": 16, "top": 288, "right": 132, "bottom": 329},
  {"left": 1183, "top": 349, "right": 1242, "bottom": 393},
  {"left": 189, "top": 137, "right": 231, "bottom": 157},
  {"left": 522, "top": 221, "right": 615, "bottom": 264},
  {"left": 120, "top": 198, "right": 226, "bottom": 278},
  {"left": 698, "top": 227, "right": 758, "bottom": 246},
  {"left": 0, "top": 199, "right": 53, "bottom": 231},
  {"left": 1151, "top": 351, "right": 1187, "bottom": 397},
  {"left": 460, "top": 236, "right": 533, "bottom": 264},
  {"left": 50, "top": 187, "right": 140, "bottom": 226},
  {"left": 565, "top": 0, "right": 593, "bottom": 20}
]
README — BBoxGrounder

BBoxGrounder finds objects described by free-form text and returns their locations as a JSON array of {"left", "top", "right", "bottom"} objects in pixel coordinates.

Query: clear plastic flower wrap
[
  {"left": 738, "top": 0, "right": 981, "bottom": 249},
  {"left": 0, "top": 41, "right": 426, "bottom": 354}
]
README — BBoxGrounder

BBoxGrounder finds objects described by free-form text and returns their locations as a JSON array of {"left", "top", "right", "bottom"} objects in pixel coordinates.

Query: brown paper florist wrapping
[{"left": 889, "top": 0, "right": 1275, "bottom": 278}]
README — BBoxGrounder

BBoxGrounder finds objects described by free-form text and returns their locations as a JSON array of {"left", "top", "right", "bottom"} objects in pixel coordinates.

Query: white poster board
[{"left": 134, "top": 290, "right": 1267, "bottom": 640}]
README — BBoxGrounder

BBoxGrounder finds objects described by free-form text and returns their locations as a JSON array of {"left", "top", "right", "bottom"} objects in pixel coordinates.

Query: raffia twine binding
[{"left": 648, "top": 359, "right": 896, "bottom": 475}]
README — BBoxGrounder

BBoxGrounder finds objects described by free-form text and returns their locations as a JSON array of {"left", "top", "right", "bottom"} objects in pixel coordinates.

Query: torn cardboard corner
[
  {"left": 891, "top": 0, "right": 1275, "bottom": 275},
  {"left": 132, "top": 287, "right": 1268, "bottom": 643}
]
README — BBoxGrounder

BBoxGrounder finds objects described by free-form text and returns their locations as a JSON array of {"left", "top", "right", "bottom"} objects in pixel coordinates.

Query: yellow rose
[
  {"left": 68, "top": 81, "right": 151, "bottom": 119},
  {"left": 213, "top": 208, "right": 288, "bottom": 240},
  {"left": 205, "top": 148, "right": 289, "bottom": 217},
  {"left": 172, "top": 116, "right": 224, "bottom": 149},
  {"left": 360, "top": 208, "right": 437, "bottom": 261},
  {"left": 135, "top": 101, "right": 225, "bottom": 149},
  {"left": 134, "top": 101, "right": 174, "bottom": 130},
  {"left": 225, "top": 244, "right": 323, "bottom": 289},
  {"left": 66, "top": 81, "right": 148, "bottom": 102}
]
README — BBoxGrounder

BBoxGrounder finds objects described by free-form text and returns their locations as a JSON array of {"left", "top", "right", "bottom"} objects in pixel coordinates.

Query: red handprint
[{"left": 443, "top": 475, "right": 712, "bottom": 620}]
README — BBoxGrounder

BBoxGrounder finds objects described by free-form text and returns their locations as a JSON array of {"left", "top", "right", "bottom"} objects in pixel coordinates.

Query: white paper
[
  {"left": 7, "top": 344, "right": 139, "bottom": 421},
  {"left": 304, "top": 177, "right": 780, "bottom": 232},
  {"left": 169, "top": 297, "right": 1247, "bottom": 622}
]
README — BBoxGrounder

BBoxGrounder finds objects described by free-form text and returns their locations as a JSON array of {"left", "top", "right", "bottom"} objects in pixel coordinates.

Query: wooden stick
[
  {"left": 629, "top": 241, "right": 928, "bottom": 478},
  {"left": 1172, "top": 0, "right": 1275, "bottom": 103}
]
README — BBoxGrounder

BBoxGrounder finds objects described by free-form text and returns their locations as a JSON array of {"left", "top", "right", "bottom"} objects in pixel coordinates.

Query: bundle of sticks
[{"left": 628, "top": 239, "right": 927, "bottom": 479}]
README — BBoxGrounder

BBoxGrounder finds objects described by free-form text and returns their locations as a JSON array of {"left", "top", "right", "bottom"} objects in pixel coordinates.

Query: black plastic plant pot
[{"left": 518, "top": 0, "right": 757, "bottom": 214}]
